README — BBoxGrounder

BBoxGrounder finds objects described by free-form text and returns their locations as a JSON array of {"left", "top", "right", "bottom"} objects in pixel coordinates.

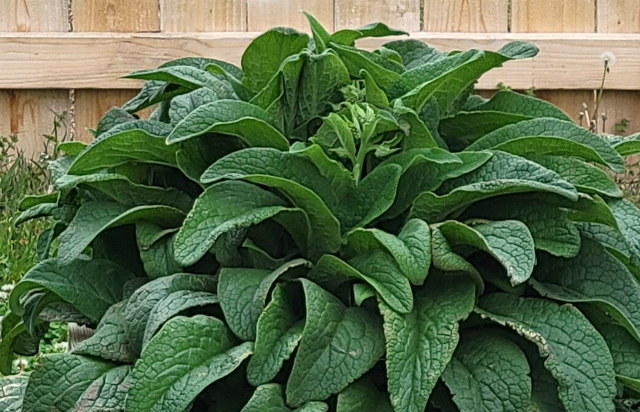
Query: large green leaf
[
  {"left": 435, "top": 219, "right": 536, "bottom": 285},
  {"left": 247, "top": 283, "right": 304, "bottom": 386},
  {"left": 22, "top": 354, "right": 115, "bottom": 412},
  {"left": 124, "top": 65, "right": 237, "bottom": 95},
  {"left": 286, "top": 279, "right": 385, "bottom": 406},
  {"left": 68, "top": 128, "right": 177, "bottom": 174},
  {"left": 242, "top": 384, "right": 328, "bottom": 412},
  {"left": 531, "top": 236, "right": 640, "bottom": 342},
  {"left": 309, "top": 252, "right": 414, "bottom": 313},
  {"left": 331, "top": 22, "right": 407, "bottom": 45},
  {"left": 597, "top": 323, "right": 640, "bottom": 391},
  {"left": 476, "top": 293, "right": 617, "bottom": 412},
  {"left": 611, "top": 133, "right": 640, "bottom": 156},
  {"left": 382, "top": 39, "right": 445, "bottom": 70},
  {"left": 0, "top": 375, "right": 27, "bottom": 412},
  {"left": 124, "top": 273, "right": 218, "bottom": 355},
  {"left": 379, "top": 275, "right": 475, "bottom": 412},
  {"left": 173, "top": 180, "right": 302, "bottom": 266},
  {"left": 440, "top": 90, "right": 571, "bottom": 143},
  {"left": 9, "top": 258, "right": 136, "bottom": 322},
  {"left": 169, "top": 87, "right": 220, "bottom": 126},
  {"left": 57, "top": 201, "right": 185, "bottom": 264},
  {"left": 466, "top": 118, "right": 625, "bottom": 173},
  {"left": 126, "top": 315, "right": 253, "bottom": 412},
  {"left": 73, "top": 301, "right": 136, "bottom": 363},
  {"left": 430, "top": 228, "right": 484, "bottom": 292},
  {"left": 609, "top": 198, "right": 640, "bottom": 266},
  {"left": 336, "top": 377, "right": 393, "bottom": 412},
  {"left": 392, "top": 42, "right": 538, "bottom": 114},
  {"left": 465, "top": 197, "right": 581, "bottom": 258},
  {"left": 330, "top": 42, "right": 403, "bottom": 91},
  {"left": 345, "top": 218, "right": 431, "bottom": 285},
  {"left": 167, "top": 99, "right": 289, "bottom": 150},
  {"left": 242, "top": 27, "right": 309, "bottom": 93},
  {"left": 73, "top": 365, "right": 131, "bottom": 412},
  {"left": 411, "top": 151, "right": 578, "bottom": 221},
  {"left": 441, "top": 331, "right": 531, "bottom": 412}
]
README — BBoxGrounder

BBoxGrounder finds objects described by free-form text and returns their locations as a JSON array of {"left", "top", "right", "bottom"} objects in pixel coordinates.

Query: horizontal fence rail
[{"left": 1, "top": 32, "right": 639, "bottom": 90}]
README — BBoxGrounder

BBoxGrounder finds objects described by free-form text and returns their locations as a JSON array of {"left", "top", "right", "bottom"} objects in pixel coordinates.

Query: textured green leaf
[
  {"left": 14, "top": 202, "right": 58, "bottom": 226},
  {"left": 58, "top": 201, "right": 184, "bottom": 264},
  {"left": 382, "top": 39, "right": 445, "bottom": 70},
  {"left": 380, "top": 274, "right": 476, "bottom": 412},
  {"left": 167, "top": 99, "right": 289, "bottom": 149},
  {"left": 435, "top": 219, "right": 535, "bottom": 285},
  {"left": 286, "top": 279, "right": 385, "bottom": 406},
  {"left": 242, "top": 27, "right": 309, "bottom": 93},
  {"left": 612, "top": 133, "right": 640, "bottom": 156},
  {"left": 73, "top": 365, "right": 131, "bottom": 412},
  {"left": 94, "top": 107, "right": 137, "bottom": 137},
  {"left": 609, "top": 199, "right": 640, "bottom": 266},
  {"left": 0, "top": 375, "right": 27, "bottom": 412},
  {"left": 73, "top": 301, "right": 136, "bottom": 363},
  {"left": 69, "top": 128, "right": 177, "bottom": 174},
  {"left": 578, "top": 222, "right": 631, "bottom": 260},
  {"left": 296, "top": 49, "right": 350, "bottom": 124},
  {"left": 124, "top": 273, "right": 218, "bottom": 355},
  {"left": 336, "top": 377, "right": 393, "bottom": 412},
  {"left": 361, "top": 69, "right": 390, "bottom": 107},
  {"left": 466, "top": 197, "right": 581, "bottom": 258},
  {"left": 10, "top": 258, "right": 136, "bottom": 322},
  {"left": 440, "top": 90, "right": 571, "bottom": 143},
  {"left": 142, "top": 290, "right": 219, "bottom": 346},
  {"left": 242, "top": 384, "right": 329, "bottom": 412},
  {"left": 430, "top": 227, "right": 484, "bottom": 292},
  {"left": 331, "top": 42, "right": 403, "bottom": 91},
  {"left": 247, "top": 283, "right": 304, "bottom": 386},
  {"left": 467, "top": 118, "right": 625, "bottom": 172},
  {"left": 136, "top": 223, "right": 183, "bottom": 279},
  {"left": 531, "top": 236, "right": 640, "bottom": 342},
  {"left": 597, "top": 323, "right": 640, "bottom": 391},
  {"left": 169, "top": 87, "right": 219, "bottom": 125},
  {"left": 331, "top": 22, "right": 407, "bottom": 45},
  {"left": 126, "top": 315, "right": 253, "bottom": 412},
  {"left": 124, "top": 65, "right": 237, "bottom": 96},
  {"left": 393, "top": 42, "right": 538, "bottom": 113},
  {"left": 173, "top": 180, "right": 301, "bottom": 266},
  {"left": 412, "top": 151, "right": 578, "bottom": 221},
  {"left": 309, "top": 252, "right": 414, "bottom": 313},
  {"left": 441, "top": 331, "right": 531, "bottom": 412},
  {"left": 346, "top": 219, "right": 431, "bottom": 285},
  {"left": 476, "top": 293, "right": 617, "bottom": 412},
  {"left": 22, "top": 354, "right": 115, "bottom": 412}
]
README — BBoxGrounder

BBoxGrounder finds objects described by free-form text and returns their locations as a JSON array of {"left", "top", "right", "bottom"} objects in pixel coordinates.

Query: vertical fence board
[
  {"left": 511, "top": 0, "right": 595, "bottom": 32},
  {"left": 160, "top": 0, "right": 247, "bottom": 32},
  {"left": 0, "top": 0, "right": 68, "bottom": 31},
  {"left": 71, "top": 0, "right": 160, "bottom": 142},
  {"left": 335, "top": 0, "right": 420, "bottom": 31},
  {"left": 423, "top": 0, "right": 508, "bottom": 32},
  {"left": 0, "top": 0, "right": 69, "bottom": 158},
  {"left": 247, "top": 0, "right": 333, "bottom": 31},
  {"left": 0, "top": 90, "right": 71, "bottom": 158},
  {"left": 598, "top": 0, "right": 640, "bottom": 33},
  {"left": 71, "top": 0, "right": 160, "bottom": 32}
]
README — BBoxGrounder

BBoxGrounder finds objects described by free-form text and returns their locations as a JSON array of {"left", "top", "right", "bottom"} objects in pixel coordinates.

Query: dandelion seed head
[{"left": 601, "top": 51, "right": 616, "bottom": 67}]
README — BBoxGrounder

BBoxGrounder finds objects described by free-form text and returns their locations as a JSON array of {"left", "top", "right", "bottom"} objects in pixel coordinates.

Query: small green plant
[{"left": 2, "top": 15, "right": 640, "bottom": 412}]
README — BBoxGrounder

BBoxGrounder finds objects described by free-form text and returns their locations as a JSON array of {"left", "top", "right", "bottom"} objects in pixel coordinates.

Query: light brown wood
[
  {"left": 73, "top": 89, "right": 154, "bottom": 143},
  {"left": 160, "top": 0, "right": 247, "bottom": 32},
  {"left": 0, "top": 90, "right": 71, "bottom": 159},
  {"left": 246, "top": 0, "right": 333, "bottom": 31},
  {"left": 335, "top": 0, "right": 421, "bottom": 31},
  {"left": 71, "top": 0, "right": 160, "bottom": 32},
  {"left": 0, "top": 0, "right": 68, "bottom": 32},
  {"left": 511, "top": 0, "right": 596, "bottom": 32},
  {"left": 423, "top": 0, "right": 508, "bottom": 32},
  {"left": 598, "top": 0, "right": 640, "bottom": 33},
  {"left": 1, "top": 32, "right": 638, "bottom": 90}
]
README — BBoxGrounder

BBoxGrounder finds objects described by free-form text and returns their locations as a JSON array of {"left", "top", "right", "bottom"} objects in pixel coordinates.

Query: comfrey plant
[{"left": 2, "top": 14, "right": 640, "bottom": 412}]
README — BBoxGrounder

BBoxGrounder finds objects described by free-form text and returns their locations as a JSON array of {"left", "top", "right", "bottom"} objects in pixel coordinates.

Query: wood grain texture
[
  {"left": 71, "top": 0, "right": 160, "bottom": 32},
  {"left": 0, "top": 90, "right": 71, "bottom": 158},
  {"left": 1, "top": 32, "right": 638, "bottom": 90},
  {"left": 423, "top": 0, "right": 508, "bottom": 32},
  {"left": 73, "top": 90, "right": 152, "bottom": 143},
  {"left": 160, "top": 0, "right": 247, "bottom": 32},
  {"left": 247, "top": 0, "right": 333, "bottom": 31},
  {"left": 335, "top": 0, "right": 421, "bottom": 31},
  {"left": 0, "top": 0, "right": 68, "bottom": 32},
  {"left": 598, "top": 0, "right": 640, "bottom": 33},
  {"left": 511, "top": 0, "right": 596, "bottom": 32}
]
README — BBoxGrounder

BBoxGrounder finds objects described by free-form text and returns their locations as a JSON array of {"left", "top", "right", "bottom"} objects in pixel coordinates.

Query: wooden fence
[{"left": 1, "top": 0, "right": 639, "bottom": 158}]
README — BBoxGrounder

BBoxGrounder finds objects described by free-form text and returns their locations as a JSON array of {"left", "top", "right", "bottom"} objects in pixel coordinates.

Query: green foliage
[{"left": 2, "top": 15, "right": 640, "bottom": 412}]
